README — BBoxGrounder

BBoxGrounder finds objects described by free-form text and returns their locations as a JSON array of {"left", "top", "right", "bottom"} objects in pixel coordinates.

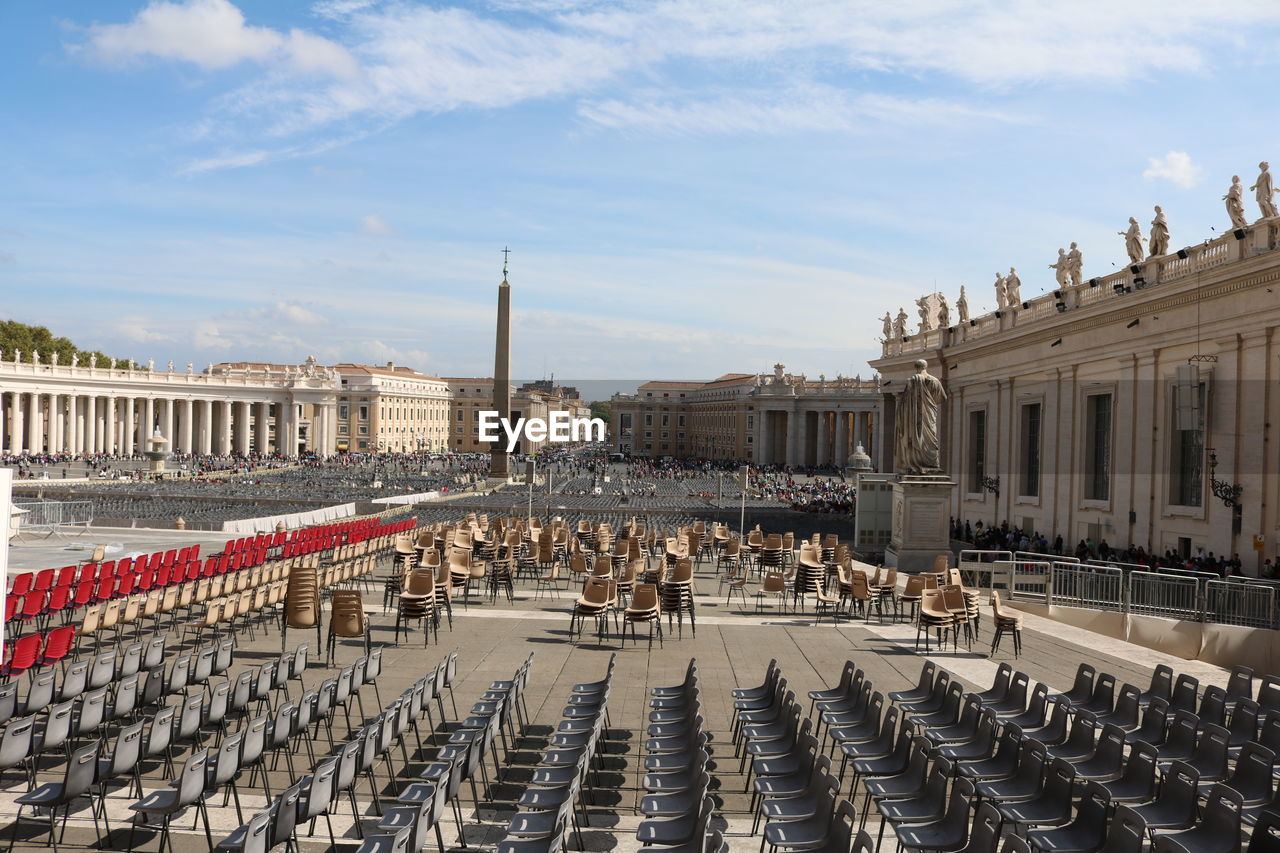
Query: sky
[{"left": 4, "top": 1, "right": 1280, "bottom": 384}]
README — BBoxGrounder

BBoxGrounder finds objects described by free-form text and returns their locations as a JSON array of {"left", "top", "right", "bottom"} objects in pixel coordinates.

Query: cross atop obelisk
[{"left": 490, "top": 247, "right": 513, "bottom": 478}]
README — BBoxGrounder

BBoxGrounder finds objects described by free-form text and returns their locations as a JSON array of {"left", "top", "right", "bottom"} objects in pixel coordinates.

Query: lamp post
[{"left": 1207, "top": 448, "right": 1244, "bottom": 535}]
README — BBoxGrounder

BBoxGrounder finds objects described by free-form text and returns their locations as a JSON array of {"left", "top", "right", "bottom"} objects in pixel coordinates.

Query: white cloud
[
  {"left": 360, "top": 214, "right": 393, "bottom": 235},
  {"left": 357, "top": 339, "right": 432, "bottom": 369},
  {"left": 78, "top": 0, "right": 358, "bottom": 77},
  {"left": 1143, "top": 150, "right": 1203, "bottom": 189},
  {"left": 115, "top": 316, "right": 175, "bottom": 343},
  {"left": 193, "top": 321, "right": 233, "bottom": 349},
  {"left": 248, "top": 301, "right": 328, "bottom": 325}
]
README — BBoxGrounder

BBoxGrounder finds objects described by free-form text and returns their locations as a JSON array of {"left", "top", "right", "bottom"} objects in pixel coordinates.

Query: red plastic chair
[
  {"left": 70, "top": 581, "right": 95, "bottom": 611},
  {"left": 55, "top": 566, "right": 77, "bottom": 588},
  {"left": 39, "top": 587, "right": 71, "bottom": 628},
  {"left": 93, "top": 577, "right": 118, "bottom": 604},
  {"left": 14, "top": 590, "right": 46, "bottom": 625},
  {"left": 0, "top": 633, "right": 43, "bottom": 677},
  {"left": 4, "top": 593, "right": 22, "bottom": 623},
  {"left": 10, "top": 573, "right": 33, "bottom": 597},
  {"left": 95, "top": 560, "right": 116, "bottom": 580},
  {"left": 77, "top": 564, "right": 97, "bottom": 585},
  {"left": 37, "top": 626, "right": 76, "bottom": 666},
  {"left": 32, "top": 569, "right": 56, "bottom": 593},
  {"left": 162, "top": 549, "right": 178, "bottom": 567},
  {"left": 115, "top": 575, "right": 136, "bottom": 598}
]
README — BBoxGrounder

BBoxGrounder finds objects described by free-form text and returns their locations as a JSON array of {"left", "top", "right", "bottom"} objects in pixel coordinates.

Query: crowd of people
[{"left": 951, "top": 517, "right": 1263, "bottom": 579}]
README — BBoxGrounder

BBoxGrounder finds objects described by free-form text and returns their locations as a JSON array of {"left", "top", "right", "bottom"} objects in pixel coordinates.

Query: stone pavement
[{"left": 0, "top": 553, "right": 1229, "bottom": 852}]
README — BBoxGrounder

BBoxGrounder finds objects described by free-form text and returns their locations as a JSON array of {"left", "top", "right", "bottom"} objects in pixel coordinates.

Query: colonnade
[
  {"left": 0, "top": 392, "right": 297, "bottom": 456},
  {"left": 756, "top": 407, "right": 878, "bottom": 468}
]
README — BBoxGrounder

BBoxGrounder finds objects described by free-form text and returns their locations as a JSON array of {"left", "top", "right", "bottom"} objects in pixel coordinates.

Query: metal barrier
[
  {"left": 992, "top": 560, "right": 1052, "bottom": 599},
  {"left": 1204, "top": 580, "right": 1277, "bottom": 629},
  {"left": 15, "top": 500, "right": 95, "bottom": 529},
  {"left": 1048, "top": 562, "right": 1125, "bottom": 611},
  {"left": 1127, "top": 571, "right": 1201, "bottom": 621},
  {"left": 958, "top": 550, "right": 1012, "bottom": 588}
]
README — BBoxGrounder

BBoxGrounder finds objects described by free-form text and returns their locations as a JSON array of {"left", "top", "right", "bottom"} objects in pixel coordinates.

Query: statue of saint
[
  {"left": 13, "top": 349, "right": 21, "bottom": 363},
  {"left": 167, "top": 360, "right": 174, "bottom": 373},
  {"left": 916, "top": 296, "right": 933, "bottom": 333},
  {"left": 70, "top": 352, "right": 78, "bottom": 367},
  {"left": 1005, "top": 267, "right": 1022, "bottom": 305},
  {"left": 50, "top": 351, "right": 58, "bottom": 366},
  {"left": 1066, "top": 242, "right": 1084, "bottom": 288},
  {"left": 893, "top": 307, "right": 907, "bottom": 338},
  {"left": 773, "top": 363, "right": 786, "bottom": 383},
  {"left": 956, "top": 286, "right": 969, "bottom": 323},
  {"left": 937, "top": 295, "right": 950, "bottom": 329},
  {"left": 994, "top": 272, "right": 1008, "bottom": 310},
  {"left": 1148, "top": 205, "right": 1170, "bottom": 257},
  {"left": 894, "top": 359, "right": 947, "bottom": 475},
  {"left": 147, "top": 358, "right": 155, "bottom": 372},
  {"left": 186, "top": 362, "right": 194, "bottom": 374},
  {"left": 31, "top": 349, "right": 39, "bottom": 364},
  {"left": 1121, "top": 217, "right": 1145, "bottom": 264},
  {"left": 881, "top": 312, "right": 893, "bottom": 340},
  {"left": 1252, "top": 162, "right": 1277, "bottom": 219},
  {"left": 88, "top": 354, "right": 97, "bottom": 369},
  {"left": 1049, "top": 248, "right": 1070, "bottom": 288},
  {"left": 1224, "top": 175, "right": 1249, "bottom": 229}
]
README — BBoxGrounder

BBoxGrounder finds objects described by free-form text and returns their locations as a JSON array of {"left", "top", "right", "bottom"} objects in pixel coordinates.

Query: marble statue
[
  {"left": 1005, "top": 268, "right": 1022, "bottom": 305},
  {"left": 881, "top": 312, "right": 893, "bottom": 340},
  {"left": 70, "top": 353, "right": 78, "bottom": 367},
  {"left": 167, "top": 360, "right": 174, "bottom": 373},
  {"left": 89, "top": 354, "right": 97, "bottom": 369},
  {"left": 1066, "top": 242, "right": 1084, "bottom": 288},
  {"left": 994, "top": 273, "right": 1008, "bottom": 310},
  {"left": 956, "top": 286, "right": 969, "bottom": 323},
  {"left": 31, "top": 350, "right": 39, "bottom": 364},
  {"left": 893, "top": 307, "right": 907, "bottom": 338},
  {"left": 937, "top": 295, "right": 950, "bottom": 329},
  {"left": 773, "top": 363, "right": 786, "bottom": 383},
  {"left": 1049, "top": 249, "right": 1070, "bottom": 288},
  {"left": 50, "top": 352, "right": 58, "bottom": 366},
  {"left": 1225, "top": 175, "right": 1249, "bottom": 229},
  {"left": 13, "top": 349, "right": 20, "bottom": 363},
  {"left": 1148, "top": 205, "right": 1170, "bottom": 257},
  {"left": 148, "top": 358, "right": 155, "bottom": 372},
  {"left": 1252, "top": 162, "right": 1277, "bottom": 219},
  {"left": 916, "top": 296, "right": 933, "bottom": 333},
  {"left": 894, "top": 359, "right": 947, "bottom": 475},
  {"left": 1121, "top": 217, "right": 1145, "bottom": 265},
  {"left": 186, "top": 362, "right": 194, "bottom": 374}
]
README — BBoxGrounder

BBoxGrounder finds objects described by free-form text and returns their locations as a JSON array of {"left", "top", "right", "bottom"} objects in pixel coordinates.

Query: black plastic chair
[
  {"left": 1153, "top": 784, "right": 1244, "bottom": 853},
  {"left": 1139, "top": 665, "right": 1173, "bottom": 708},
  {"left": 128, "top": 747, "right": 213, "bottom": 853},
  {"left": 1025, "top": 782, "right": 1109, "bottom": 853},
  {"left": 995, "top": 756, "right": 1076, "bottom": 831},
  {"left": 1095, "top": 683, "right": 1142, "bottom": 731},
  {"left": 1127, "top": 760, "right": 1200, "bottom": 833},
  {"left": 987, "top": 671, "right": 1032, "bottom": 717},
  {"left": 974, "top": 740, "right": 1048, "bottom": 804},
  {"left": 1092, "top": 742, "right": 1158, "bottom": 805},
  {"left": 956, "top": 721, "right": 1023, "bottom": 782},
  {"left": 895, "top": 777, "right": 975, "bottom": 852},
  {"left": 1046, "top": 709, "right": 1099, "bottom": 762},
  {"left": 9, "top": 739, "right": 102, "bottom": 853},
  {"left": 1247, "top": 809, "right": 1280, "bottom": 853},
  {"left": 1059, "top": 663, "right": 1097, "bottom": 707},
  {"left": 1125, "top": 697, "right": 1171, "bottom": 747},
  {"left": 1005, "top": 683, "right": 1051, "bottom": 730},
  {"left": 1069, "top": 723, "right": 1127, "bottom": 782}
]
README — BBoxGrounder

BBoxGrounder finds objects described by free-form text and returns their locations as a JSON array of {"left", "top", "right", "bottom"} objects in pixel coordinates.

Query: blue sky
[{"left": 4, "top": 0, "right": 1280, "bottom": 382}]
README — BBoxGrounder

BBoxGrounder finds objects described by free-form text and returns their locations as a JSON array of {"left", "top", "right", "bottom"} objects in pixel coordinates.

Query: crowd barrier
[
  {"left": 371, "top": 491, "right": 441, "bottom": 506},
  {"left": 221, "top": 502, "right": 357, "bottom": 534}
]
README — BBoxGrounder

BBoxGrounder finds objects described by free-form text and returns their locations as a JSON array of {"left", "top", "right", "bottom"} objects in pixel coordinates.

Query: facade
[
  {"left": 329, "top": 363, "right": 450, "bottom": 453},
  {"left": 0, "top": 356, "right": 336, "bottom": 456},
  {"left": 446, "top": 378, "right": 592, "bottom": 454},
  {"left": 870, "top": 179, "right": 1280, "bottom": 569},
  {"left": 610, "top": 367, "right": 880, "bottom": 465}
]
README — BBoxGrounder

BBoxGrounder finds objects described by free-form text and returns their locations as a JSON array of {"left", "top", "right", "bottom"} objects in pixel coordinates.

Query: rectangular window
[
  {"left": 967, "top": 410, "right": 987, "bottom": 493},
  {"left": 644, "top": 414, "right": 652, "bottom": 427},
  {"left": 338, "top": 404, "right": 349, "bottom": 421},
  {"left": 1086, "top": 394, "right": 1113, "bottom": 502},
  {"left": 1170, "top": 380, "right": 1205, "bottom": 507},
  {"left": 1020, "top": 403, "right": 1042, "bottom": 498},
  {"left": 358, "top": 405, "right": 369, "bottom": 421}
]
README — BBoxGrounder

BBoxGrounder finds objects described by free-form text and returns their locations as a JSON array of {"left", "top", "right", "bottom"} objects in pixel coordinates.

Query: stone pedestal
[{"left": 885, "top": 475, "right": 955, "bottom": 574}]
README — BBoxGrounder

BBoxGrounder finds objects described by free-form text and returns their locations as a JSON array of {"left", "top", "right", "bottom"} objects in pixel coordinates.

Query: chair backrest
[
  {"left": 177, "top": 749, "right": 211, "bottom": 805},
  {"left": 1246, "top": 807, "right": 1280, "bottom": 853},
  {"left": 630, "top": 583, "right": 659, "bottom": 611}
]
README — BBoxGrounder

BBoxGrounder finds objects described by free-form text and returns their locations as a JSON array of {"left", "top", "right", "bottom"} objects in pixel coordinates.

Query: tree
[
  {"left": 0, "top": 320, "right": 133, "bottom": 367},
  {"left": 589, "top": 399, "right": 612, "bottom": 423}
]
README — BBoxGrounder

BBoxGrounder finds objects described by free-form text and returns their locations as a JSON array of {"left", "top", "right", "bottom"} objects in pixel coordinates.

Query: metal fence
[
  {"left": 1048, "top": 562, "right": 1125, "bottom": 611},
  {"left": 957, "top": 550, "right": 1012, "bottom": 588},
  {"left": 1204, "top": 580, "right": 1277, "bottom": 629},
  {"left": 990, "top": 560, "right": 1052, "bottom": 599},
  {"left": 14, "top": 500, "right": 95, "bottom": 529},
  {"left": 1126, "top": 571, "right": 1201, "bottom": 621}
]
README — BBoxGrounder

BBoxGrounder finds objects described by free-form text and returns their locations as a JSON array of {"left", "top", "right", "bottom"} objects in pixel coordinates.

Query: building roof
[
  {"left": 705, "top": 373, "right": 756, "bottom": 386},
  {"left": 332, "top": 362, "right": 443, "bottom": 381},
  {"left": 638, "top": 380, "right": 705, "bottom": 390}
]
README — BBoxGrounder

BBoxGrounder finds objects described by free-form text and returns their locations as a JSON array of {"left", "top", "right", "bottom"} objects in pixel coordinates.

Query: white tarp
[
  {"left": 221, "top": 502, "right": 357, "bottom": 534},
  {"left": 371, "top": 492, "right": 441, "bottom": 506}
]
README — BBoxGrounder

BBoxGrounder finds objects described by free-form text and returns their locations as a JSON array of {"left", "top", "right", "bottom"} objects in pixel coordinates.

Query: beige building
[
  {"left": 611, "top": 369, "right": 880, "bottom": 465},
  {"left": 446, "top": 378, "right": 593, "bottom": 454},
  {"left": 870, "top": 173, "right": 1280, "bottom": 568},
  {"left": 330, "top": 363, "right": 450, "bottom": 453}
]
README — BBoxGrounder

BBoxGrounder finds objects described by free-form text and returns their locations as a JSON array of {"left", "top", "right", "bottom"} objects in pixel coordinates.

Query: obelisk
[{"left": 489, "top": 251, "right": 512, "bottom": 478}]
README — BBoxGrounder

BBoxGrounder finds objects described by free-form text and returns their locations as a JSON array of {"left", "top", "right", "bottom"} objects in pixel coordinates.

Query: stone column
[
  {"left": 834, "top": 411, "right": 848, "bottom": 468},
  {"left": 161, "top": 398, "right": 174, "bottom": 448},
  {"left": 200, "top": 400, "right": 214, "bottom": 455},
  {"left": 26, "top": 392, "right": 41, "bottom": 454},
  {"left": 785, "top": 409, "right": 800, "bottom": 468},
  {"left": 756, "top": 408, "right": 771, "bottom": 465},
  {"left": 816, "top": 411, "right": 830, "bottom": 466},
  {"left": 45, "top": 393, "right": 58, "bottom": 454},
  {"left": 218, "top": 400, "right": 232, "bottom": 454},
  {"left": 69, "top": 396, "right": 81, "bottom": 455},
  {"left": 122, "top": 397, "right": 135, "bottom": 455},
  {"left": 181, "top": 399, "right": 194, "bottom": 454},
  {"left": 3, "top": 392, "right": 15, "bottom": 454},
  {"left": 236, "top": 401, "right": 252, "bottom": 454},
  {"left": 490, "top": 277, "right": 512, "bottom": 477},
  {"left": 254, "top": 401, "right": 269, "bottom": 454},
  {"left": 86, "top": 395, "right": 99, "bottom": 454}
]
